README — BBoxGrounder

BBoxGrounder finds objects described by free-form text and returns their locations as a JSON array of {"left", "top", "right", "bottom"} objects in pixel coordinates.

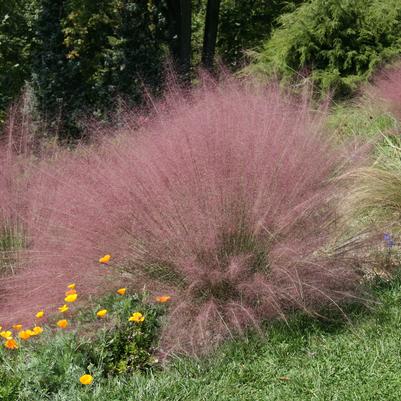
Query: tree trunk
[
  {"left": 178, "top": 0, "right": 191, "bottom": 81},
  {"left": 201, "top": 0, "right": 221, "bottom": 71},
  {"left": 165, "top": 0, "right": 191, "bottom": 82},
  {"left": 165, "top": 0, "right": 180, "bottom": 62}
]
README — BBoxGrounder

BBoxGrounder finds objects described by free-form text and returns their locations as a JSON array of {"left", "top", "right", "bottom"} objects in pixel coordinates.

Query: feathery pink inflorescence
[
  {"left": 370, "top": 62, "right": 401, "bottom": 120},
  {"left": 0, "top": 78, "right": 362, "bottom": 353}
]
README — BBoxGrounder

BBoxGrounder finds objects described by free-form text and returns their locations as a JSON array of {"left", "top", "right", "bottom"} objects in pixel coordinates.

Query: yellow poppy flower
[
  {"left": 99, "top": 254, "right": 111, "bottom": 264},
  {"left": 96, "top": 309, "right": 108, "bottom": 318},
  {"left": 35, "top": 311, "right": 44, "bottom": 318},
  {"left": 64, "top": 293, "right": 78, "bottom": 303},
  {"left": 32, "top": 326, "right": 43, "bottom": 335},
  {"left": 18, "top": 330, "right": 31, "bottom": 340},
  {"left": 155, "top": 295, "right": 171, "bottom": 303},
  {"left": 0, "top": 331, "right": 12, "bottom": 339},
  {"left": 65, "top": 289, "right": 77, "bottom": 296},
  {"left": 58, "top": 304, "right": 69, "bottom": 313},
  {"left": 116, "top": 288, "right": 126, "bottom": 295},
  {"left": 12, "top": 324, "right": 23, "bottom": 331},
  {"left": 79, "top": 374, "right": 93, "bottom": 385},
  {"left": 128, "top": 312, "right": 145, "bottom": 323},
  {"left": 4, "top": 338, "right": 18, "bottom": 349},
  {"left": 67, "top": 283, "right": 76, "bottom": 289},
  {"left": 57, "top": 319, "right": 68, "bottom": 329},
  {"left": 26, "top": 329, "right": 35, "bottom": 336}
]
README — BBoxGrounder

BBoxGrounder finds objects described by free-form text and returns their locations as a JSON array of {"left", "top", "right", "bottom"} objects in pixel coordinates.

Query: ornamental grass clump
[
  {"left": 341, "top": 149, "right": 401, "bottom": 249},
  {"left": 0, "top": 78, "right": 364, "bottom": 354},
  {"left": 370, "top": 62, "right": 401, "bottom": 121}
]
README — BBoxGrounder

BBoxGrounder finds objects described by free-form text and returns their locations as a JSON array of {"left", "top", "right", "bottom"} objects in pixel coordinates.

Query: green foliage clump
[
  {"left": 327, "top": 102, "right": 397, "bottom": 141},
  {"left": 250, "top": 0, "right": 401, "bottom": 97}
]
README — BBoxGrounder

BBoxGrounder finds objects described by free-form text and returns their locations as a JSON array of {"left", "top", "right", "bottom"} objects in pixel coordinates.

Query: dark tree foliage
[
  {"left": 31, "top": 0, "right": 168, "bottom": 139},
  {"left": 165, "top": 0, "right": 192, "bottom": 81},
  {"left": 32, "top": 0, "right": 83, "bottom": 138},
  {"left": 0, "top": 0, "right": 32, "bottom": 124},
  {"left": 1, "top": 0, "right": 305, "bottom": 138},
  {"left": 116, "top": 0, "right": 168, "bottom": 101},
  {"left": 217, "top": 0, "right": 303, "bottom": 70}
]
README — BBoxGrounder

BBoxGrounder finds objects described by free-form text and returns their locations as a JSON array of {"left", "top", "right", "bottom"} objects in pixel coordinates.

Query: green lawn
[{"left": 2, "top": 274, "right": 401, "bottom": 401}]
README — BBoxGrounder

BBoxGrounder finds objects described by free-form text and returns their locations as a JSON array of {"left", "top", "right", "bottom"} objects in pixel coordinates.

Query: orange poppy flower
[
  {"left": 155, "top": 295, "right": 171, "bottom": 303},
  {"left": 18, "top": 330, "right": 31, "bottom": 340},
  {"left": 57, "top": 319, "right": 68, "bottom": 329},
  {"left": 116, "top": 288, "right": 126, "bottom": 295},
  {"left": 99, "top": 254, "right": 111, "bottom": 264},
  {"left": 4, "top": 338, "right": 18, "bottom": 349}
]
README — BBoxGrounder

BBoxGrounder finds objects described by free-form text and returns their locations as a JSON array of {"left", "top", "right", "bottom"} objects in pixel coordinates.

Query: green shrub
[{"left": 249, "top": 0, "right": 401, "bottom": 97}]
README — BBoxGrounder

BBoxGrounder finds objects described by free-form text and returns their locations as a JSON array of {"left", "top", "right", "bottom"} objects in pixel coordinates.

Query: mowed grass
[
  {"left": 89, "top": 278, "right": 401, "bottom": 401},
  {"left": 2, "top": 273, "right": 401, "bottom": 401}
]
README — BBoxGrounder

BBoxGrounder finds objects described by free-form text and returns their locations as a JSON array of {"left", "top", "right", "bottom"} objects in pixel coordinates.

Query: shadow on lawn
[
  {"left": 269, "top": 269, "right": 401, "bottom": 337},
  {"left": 186, "top": 268, "right": 401, "bottom": 366}
]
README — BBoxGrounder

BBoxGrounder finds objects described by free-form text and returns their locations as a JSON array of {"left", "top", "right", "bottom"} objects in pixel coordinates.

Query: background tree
[
  {"left": 217, "top": 0, "right": 303, "bottom": 70},
  {"left": 32, "top": 0, "right": 82, "bottom": 138},
  {"left": 0, "top": 0, "right": 32, "bottom": 124},
  {"left": 202, "top": 0, "right": 221, "bottom": 70},
  {"left": 165, "top": 0, "right": 192, "bottom": 81},
  {"left": 1, "top": 0, "right": 308, "bottom": 138},
  {"left": 32, "top": 0, "right": 168, "bottom": 139}
]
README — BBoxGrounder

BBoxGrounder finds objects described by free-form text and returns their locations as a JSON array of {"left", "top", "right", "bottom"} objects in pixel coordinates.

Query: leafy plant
[
  {"left": 81, "top": 293, "right": 163, "bottom": 375},
  {"left": 0, "top": 291, "right": 163, "bottom": 399}
]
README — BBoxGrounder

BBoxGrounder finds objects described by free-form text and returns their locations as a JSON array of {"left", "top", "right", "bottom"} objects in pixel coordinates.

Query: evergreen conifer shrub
[{"left": 249, "top": 0, "right": 401, "bottom": 97}]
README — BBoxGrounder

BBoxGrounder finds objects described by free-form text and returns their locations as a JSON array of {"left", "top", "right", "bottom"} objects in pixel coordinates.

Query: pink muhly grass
[
  {"left": 0, "top": 78, "right": 362, "bottom": 353},
  {"left": 370, "top": 62, "right": 401, "bottom": 120}
]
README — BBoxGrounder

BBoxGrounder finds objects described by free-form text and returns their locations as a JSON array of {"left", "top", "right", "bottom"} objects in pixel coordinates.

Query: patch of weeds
[{"left": 327, "top": 102, "right": 397, "bottom": 142}]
